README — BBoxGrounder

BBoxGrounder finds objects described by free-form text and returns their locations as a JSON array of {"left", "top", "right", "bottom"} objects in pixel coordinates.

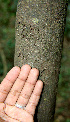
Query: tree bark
[{"left": 14, "top": 0, "right": 68, "bottom": 121}]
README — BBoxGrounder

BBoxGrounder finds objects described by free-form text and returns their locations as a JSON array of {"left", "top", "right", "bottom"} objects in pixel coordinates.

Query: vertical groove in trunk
[{"left": 14, "top": 0, "right": 68, "bottom": 121}]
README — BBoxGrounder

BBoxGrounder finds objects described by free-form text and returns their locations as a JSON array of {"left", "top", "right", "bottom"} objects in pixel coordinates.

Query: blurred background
[{"left": 0, "top": 0, "right": 70, "bottom": 121}]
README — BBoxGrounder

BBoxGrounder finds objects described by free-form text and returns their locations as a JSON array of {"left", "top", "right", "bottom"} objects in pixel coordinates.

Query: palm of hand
[
  {"left": 0, "top": 102, "right": 33, "bottom": 122},
  {"left": 0, "top": 65, "right": 43, "bottom": 122}
]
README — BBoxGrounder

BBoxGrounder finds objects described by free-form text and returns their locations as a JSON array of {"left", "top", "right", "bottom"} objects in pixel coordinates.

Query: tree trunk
[{"left": 14, "top": 0, "right": 68, "bottom": 121}]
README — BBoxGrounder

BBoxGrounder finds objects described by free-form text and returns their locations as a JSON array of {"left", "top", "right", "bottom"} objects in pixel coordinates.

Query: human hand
[{"left": 0, "top": 64, "right": 43, "bottom": 122}]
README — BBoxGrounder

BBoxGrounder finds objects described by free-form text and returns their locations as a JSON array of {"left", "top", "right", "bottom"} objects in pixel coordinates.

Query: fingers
[
  {"left": 0, "top": 66, "right": 20, "bottom": 102},
  {"left": 16, "top": 68, "right": 39, "bottom": 106},
  {"left": 0, "top": 63, "right": 43, "bottom": 118},
  {"left": 5, "top": 64, "right": 31, "bottom": 105},
  {"left": 25, "top": 80, "right": 43, "bottom": 116}
]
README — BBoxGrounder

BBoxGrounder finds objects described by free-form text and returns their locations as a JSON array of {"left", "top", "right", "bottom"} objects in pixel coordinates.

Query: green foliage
[
  {"left": 64, "top": 3, "right": 70, "bottom": 39},
  {"left": 0, "top": 0, "right": 18, "bottom": 75},
  {"left": 0, "top": 0, "right": 18, "bottom": 25},
  {"left": 66, "top": 119, "right": 70, "bottom": 122}
]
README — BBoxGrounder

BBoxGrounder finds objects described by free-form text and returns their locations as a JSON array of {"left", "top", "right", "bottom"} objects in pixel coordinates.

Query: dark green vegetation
[{"left": 0, "top": 0, "right": 70, "bottom": 121}]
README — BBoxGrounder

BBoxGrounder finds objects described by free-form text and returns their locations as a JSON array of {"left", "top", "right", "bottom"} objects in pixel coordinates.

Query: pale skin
[{"left": 0, "top": 64, "right": 43, "bottom": 122}]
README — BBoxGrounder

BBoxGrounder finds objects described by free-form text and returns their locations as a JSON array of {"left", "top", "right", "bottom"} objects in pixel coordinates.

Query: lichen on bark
[{"left": 14, "top": 0, "right": 68, "bottom": 121}]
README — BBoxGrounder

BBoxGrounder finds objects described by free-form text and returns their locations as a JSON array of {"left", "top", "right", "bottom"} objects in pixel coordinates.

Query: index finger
[{"left": 0, "top": 66, "right": 20, "bottom": 102}]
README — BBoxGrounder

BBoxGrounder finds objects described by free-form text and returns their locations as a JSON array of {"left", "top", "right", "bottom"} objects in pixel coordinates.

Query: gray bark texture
[{"left": 14, "top": 0, "right": 68, "bottom": 121}]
